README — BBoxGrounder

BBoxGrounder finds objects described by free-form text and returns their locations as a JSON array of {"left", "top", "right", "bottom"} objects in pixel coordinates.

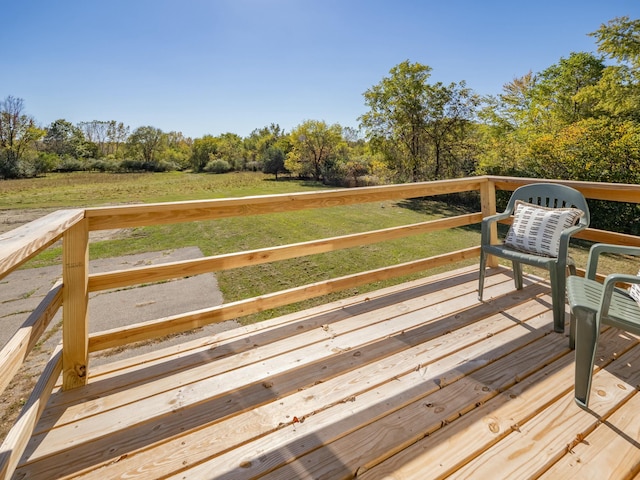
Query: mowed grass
[{"left": 3, "top": 172, "right": 479, "bottom": 323}]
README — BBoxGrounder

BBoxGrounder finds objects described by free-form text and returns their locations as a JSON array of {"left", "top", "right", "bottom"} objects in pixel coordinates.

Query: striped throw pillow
[
  {"left": 630, "top": 275, "right": 640, "bottom": 305},
  {"left": 504, "top": 201, "right": 584, "bottom": 257}
]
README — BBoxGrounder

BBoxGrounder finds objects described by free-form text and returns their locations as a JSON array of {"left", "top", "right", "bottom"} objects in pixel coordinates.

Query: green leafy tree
[
  {"left": 190, "top": 135, "right": 219, "bottom": 172},
  {"left": 0, "top": 96, "right": 45, "bottom": 178},
  {"left": 127, "top": 126, "right": 165, "bottom": 165},
  {"left": 360, "top": 60, "right": 479, "bottom": 182},
  {"left": 262, "top": 145, "right": 287, "bottom": 180},
  {"left": 245, "top": 124, "right": 285, "bottom": 165},
  {"left": 286, "top": 120, "right": 345, "bottom": 181},
  {"left": 529, "top": 52, "right": 605, "bottom": 129},
  {"left": 577, "top": 16, "right": 640, "bottom": 121},
  {"left": 477, "top": 73, "right": 538, "bottom": 175},
  {"left": 214, "top": 132, "right": 245, "bottom": 170},
  {"left": 43, "top": 119, "right": 86, "bottom": 157},
  {"left": 160, "top": 131, "right": 192, "bottom": 170}
]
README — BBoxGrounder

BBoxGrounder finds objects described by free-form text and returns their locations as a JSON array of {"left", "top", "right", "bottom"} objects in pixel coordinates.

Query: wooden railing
[{"left": 1, "top": 175, "right": 640, "bottom": 478}]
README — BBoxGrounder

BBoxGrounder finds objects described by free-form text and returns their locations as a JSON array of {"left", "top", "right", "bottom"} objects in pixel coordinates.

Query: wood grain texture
[
  {"left": 0, "top": 281, "right": 62, "bottom": 396},
  {"left": 0, "top": 209, "right": 83, "bottom": 281},
  {"left": 0, "top": 346, "right": 61, "bottom": 480},
  {"left": 62, "top": 219, "right": 89, "bottom": 390}
]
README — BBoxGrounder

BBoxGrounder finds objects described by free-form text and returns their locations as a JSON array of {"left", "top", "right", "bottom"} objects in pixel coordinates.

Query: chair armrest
[
  {"left": 557, "top": 222, "right": 589, "bottom": 262},
  {"left": 481, "top": 211, "right": 511, "bottom": 245},
  {"left": 586, "top": 244, "right": 640, "bottom": 280},
  {"left": 600, "top": 272, "right": 640, "bottom": 319}
]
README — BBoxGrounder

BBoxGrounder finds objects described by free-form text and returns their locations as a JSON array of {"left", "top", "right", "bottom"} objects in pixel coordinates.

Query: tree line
[{"left": 1, "top": 18, "right": 639, "bottom": 215}]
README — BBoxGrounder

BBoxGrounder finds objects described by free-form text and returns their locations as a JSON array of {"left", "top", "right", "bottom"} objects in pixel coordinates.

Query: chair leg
[
  {"left": 549, "top": 264, "right": 566, "bottom": 333},
  {"left": 512, "top": 261, "right": 523, "bottom": 290},
  {"left": 569, "top": 311, "right": 576, "bottom": 350},
  {"left": 478, "top": 250, "right": 487, "bottom": 301},
  {"left": 574, "top": 308, "right": 599, "bottom": 408}
]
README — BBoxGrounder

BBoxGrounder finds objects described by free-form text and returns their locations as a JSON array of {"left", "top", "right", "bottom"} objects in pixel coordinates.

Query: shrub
[
  {"left": 204, "top": 159, "right": 232, "bottom": 174},
  {"left": 86, "top": 158, "right": 120, "bottom": 172},
  {"left": 55, "top": 155, "right": 85, "bottom": 172}
]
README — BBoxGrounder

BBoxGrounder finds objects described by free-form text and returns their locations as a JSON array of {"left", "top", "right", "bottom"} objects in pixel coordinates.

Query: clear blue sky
[{"left": 2, "top": 0, "right": 638, "bottom": 139}]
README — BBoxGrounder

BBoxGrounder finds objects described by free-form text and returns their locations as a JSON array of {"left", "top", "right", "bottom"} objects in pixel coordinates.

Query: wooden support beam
[
  {"left": 62, "top": 219, "right": 89, "bottom": 390},
  {"left": 480, "top": 178, "right": 498, "bottom": 267}
]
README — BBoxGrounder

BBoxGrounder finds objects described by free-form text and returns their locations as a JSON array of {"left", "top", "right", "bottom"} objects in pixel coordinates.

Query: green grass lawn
[
  {"left": 3, "top": 172, "right": 485, "bottom": 323},
  {"left": 5, "top": 171, "right": 634, "bottom": 324}
]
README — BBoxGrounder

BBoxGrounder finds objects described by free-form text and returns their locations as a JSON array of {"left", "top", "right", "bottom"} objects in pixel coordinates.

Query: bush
[
  {"left": 118, "top": 159, "right": 177, "bottom": 172},
  {"left": 32, "top": 152, "right": 58, "bottom": 175},
  {"left": 55, "top": 155, "right": 86, "bottom": 172},
  {"left": 204, "top": 159, "right": 232, "bottom": 174},
  {"left": 86, "top": 158, "right": 120, "bottom": 172},
  {"left": 246, "top": 161, "right": 262, "bottom": 172}
]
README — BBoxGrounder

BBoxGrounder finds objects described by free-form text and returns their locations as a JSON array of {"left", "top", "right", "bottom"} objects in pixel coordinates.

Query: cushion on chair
[
  {"left": 504, "top": 200, "right": 584, "bottom": 257},
  {"left": 630, "top": 271, "right": 640, "bottom": 305}
]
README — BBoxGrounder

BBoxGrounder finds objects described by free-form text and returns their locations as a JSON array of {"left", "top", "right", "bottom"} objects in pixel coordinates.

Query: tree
[
  {"left": 577, "top": 16, "right": 640, "bottom": 121},
  {"left": 286, "top": 120, "right": 345, "bottom": 181},
  {"left": 160, "top": 131, "right": 192, "bottom": 169},
  {"left": 476, "top": 73, "right": 538, "bottom": 175},
  {"left": 190, "top": 135, "right": 219, "bottom": 172},
  {"left": 360, "top": 60, "right": 479, "bottom": 182},
  {"left": 214, "top": 132, "right": 245, "bottom": 170},
  {"left": 127, "top": 126, "right": 164, "bottom": 164},
  {"left": 262, "top": 145, "right": 287, "bottom": 180},
  {"left": 529, "top": 52, "right": 605, "bottom": 129},
  {"left": 245, "top": 123, "right": 286, "bottom": 169},
  {"left": 43, "top": 119, "right": 86, "bottom": 157},
  {"left": 0, "top": 96, "right": 44, "bottom": 178},
  {"left": 107, "top": 121, "right": 130, "bottom": 157}
]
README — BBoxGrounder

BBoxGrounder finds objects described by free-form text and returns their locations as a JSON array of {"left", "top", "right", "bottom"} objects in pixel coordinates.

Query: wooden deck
[{"left": 13, "top": 265, "right": 640, "bottom": 479}]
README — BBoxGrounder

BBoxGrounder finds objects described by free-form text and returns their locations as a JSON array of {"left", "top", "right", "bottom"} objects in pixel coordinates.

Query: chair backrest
[{"left": 505, "top": 183, "right": 590, "bottom": 227}]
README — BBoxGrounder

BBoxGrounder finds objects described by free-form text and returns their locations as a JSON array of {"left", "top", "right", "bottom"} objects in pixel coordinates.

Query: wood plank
[
  {"left": 491, "top": 176, "right": 640, "bottom": 203},
  {"left": 49, "top": 267, "right": 496, "bottom": 407},
  {"left": 0, "top": 346, "right": 61, "bottom": 480},
  {"left": 16, "top": 272, "right": 548, "bottom": 471},
  {"left": 357, "top": 325, "right": 634, "bottom": 480},
  {"left": 0, "top": 209, "right": 84, "bottom": 281},
  {"left": 28, "top": 279, "right": 542, "bottom": 479},
  {"left": 88, "top": 213, "right": 482, "bottom": 292},
  {"left": 575, "top": 228, "right": 640, "bottom": 247},
  {"left": 164, "top": 303, "right": 559, "bottom": 479},
  {"left": 0, "top": 280, "right": 62, "bottom": 396},
  {"left": 87, "top": 246, "right": 481, "bottom": 352},
  {"left": 539, "top": 392, "right": 640, "bottom": 480},
  {"left": 480, "top": 178, "right": 498, "bottom": 268},
  {"left": 62, "top": 219, "right": 89, "bottom": 389},
  {"left": 27, "top": 270, "right": 518, "bottom": 454},
  {"left": 85, "top": 177, "right": 483, "bottom": 230},
  {"left": 447, "top": 341, "right": 640, "bottom": 480},
  {"left": 87, "top": 265, "right": 486, "bottom": 380}
]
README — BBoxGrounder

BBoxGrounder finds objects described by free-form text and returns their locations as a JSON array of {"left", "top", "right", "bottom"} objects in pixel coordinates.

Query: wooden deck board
[{"left": 13, "top": 265, "right": 640, "bottom": 479}]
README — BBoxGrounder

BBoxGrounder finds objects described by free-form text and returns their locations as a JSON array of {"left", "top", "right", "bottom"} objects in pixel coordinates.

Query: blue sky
[{"left": 2, "top": 1, "right": 638, "bottom": 139}]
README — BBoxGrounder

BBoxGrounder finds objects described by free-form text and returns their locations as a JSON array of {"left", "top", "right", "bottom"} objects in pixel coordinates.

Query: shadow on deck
[{"left": 15, "top": 265, "right": 640, "bottom": 479}]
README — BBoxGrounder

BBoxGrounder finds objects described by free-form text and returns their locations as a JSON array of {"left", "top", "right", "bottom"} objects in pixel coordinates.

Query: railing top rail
[
  {"left": 488, "top": 176, "right": 640, "bottom": 203},
  {"left": 0, "top": 209, "right": 84, "bottom": 281},
  {"left": 84, "top": 177, "right": 484, "bottom": 231}
]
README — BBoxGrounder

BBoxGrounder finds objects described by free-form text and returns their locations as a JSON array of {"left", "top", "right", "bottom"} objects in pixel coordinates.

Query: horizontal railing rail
[{"left": 2, "top": 175, "right": 640, "bottom": 479}]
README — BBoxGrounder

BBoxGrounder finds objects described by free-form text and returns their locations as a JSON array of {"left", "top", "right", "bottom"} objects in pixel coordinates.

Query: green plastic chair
[
  {"left": 478, "top": 183, "right": 590, "bottom": 333},
  {"left": 567, "top": 243, "right": 640, "bottom": 408}
]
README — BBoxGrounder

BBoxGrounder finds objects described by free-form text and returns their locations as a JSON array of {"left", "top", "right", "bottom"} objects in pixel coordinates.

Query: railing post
[
  {"left": 62, "top": 218, "right": 89, "bottom": 390},
  {"left": 480, "top": 178, "right": 499, "bottom": 268}
]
